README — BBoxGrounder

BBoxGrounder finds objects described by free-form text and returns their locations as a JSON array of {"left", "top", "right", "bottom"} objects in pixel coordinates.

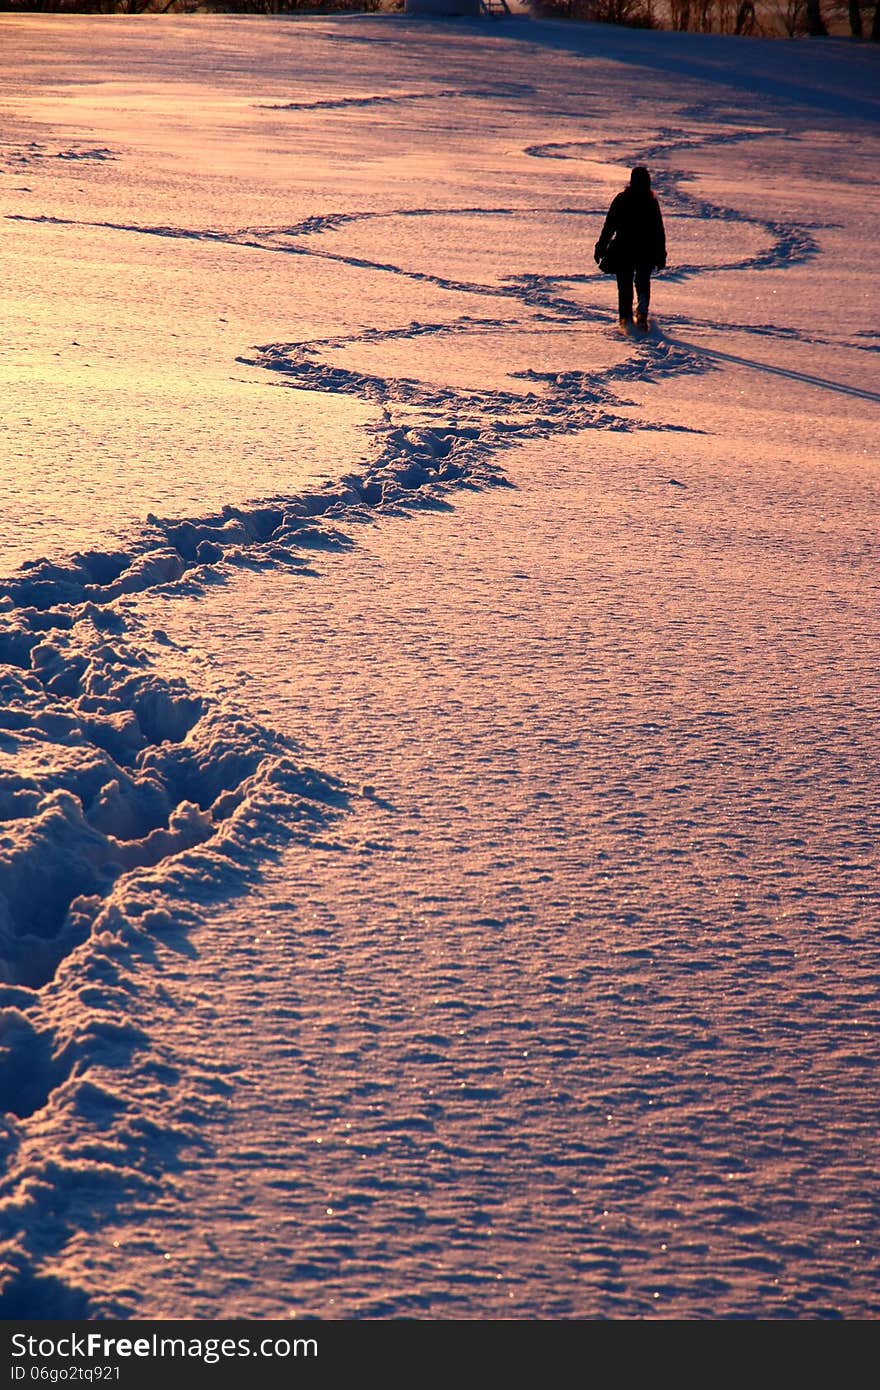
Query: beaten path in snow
[
  {"left": 1, "top": 15, "right": 878, "bottom": 1320},
  {"left": 79, "top": 349, "right": 876, "bottom": 1318}
]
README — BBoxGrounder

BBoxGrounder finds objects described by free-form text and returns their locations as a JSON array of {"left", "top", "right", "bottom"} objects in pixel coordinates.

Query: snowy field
[{"left": 0, "top": 13, "right": 878, "bottom": 1319}]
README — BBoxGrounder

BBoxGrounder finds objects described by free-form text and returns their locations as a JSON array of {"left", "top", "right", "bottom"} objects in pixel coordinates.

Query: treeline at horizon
[
  {"left": 534, "top": 0, "right": 879, "bottom": 36},
  {"left": 1, "top": 0, "right": 877, "bottom": 40},
  {"left": 0, "top": 0, "right": 396, "bottom": 11}
]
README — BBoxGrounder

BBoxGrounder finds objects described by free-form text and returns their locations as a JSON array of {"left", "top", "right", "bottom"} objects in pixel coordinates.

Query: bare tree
[
  {"left": 734, "top": 0, "right": 756, "bottom": 29},
  {"left": 717, "top": 0, "right": 737, "bottom": 30},
  {"left": 805, "top": 0, "right": 828, "bottom": 30},
  {"left": 777, "top": 0, "right": 806, "bottom": 32}
]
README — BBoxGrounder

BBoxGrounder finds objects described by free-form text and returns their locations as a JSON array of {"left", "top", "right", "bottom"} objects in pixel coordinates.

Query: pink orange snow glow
[{"left": 0, "top": 12, "right": 877, "bottom": 1321}]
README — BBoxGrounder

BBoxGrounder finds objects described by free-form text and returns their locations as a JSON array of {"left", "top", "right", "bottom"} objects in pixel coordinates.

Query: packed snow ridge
[
  {"left": 0, "top": 586, "right": 354, "bottom": 1313},
  {"left": 0, "top": 401, "right": 522, "bottom": 1312},
  {"left": 0, "top": 410, "right": 518, "bottom": 986}
]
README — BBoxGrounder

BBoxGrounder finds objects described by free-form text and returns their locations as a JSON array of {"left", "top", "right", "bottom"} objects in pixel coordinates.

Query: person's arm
[
  {"left": 595, "top": 194, "right": 621, "bottom": 262},
  {"left": 654, "top": 200, "right": 667, "bottom": 269}
]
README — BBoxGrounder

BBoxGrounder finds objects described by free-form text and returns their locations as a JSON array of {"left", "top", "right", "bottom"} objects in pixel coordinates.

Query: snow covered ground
[{"left": 0, "top": 13, "right": 878, "bottom": 1319}]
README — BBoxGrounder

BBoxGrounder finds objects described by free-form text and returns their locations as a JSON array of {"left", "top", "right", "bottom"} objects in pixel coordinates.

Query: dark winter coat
[{"left": 594, "top": 186, "right": 667, "bottom": 272}]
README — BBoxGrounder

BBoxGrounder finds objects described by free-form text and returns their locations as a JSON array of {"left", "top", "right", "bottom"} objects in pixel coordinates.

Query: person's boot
[{"left": 635, "top": 310, "right": 649, "bottom": 330}]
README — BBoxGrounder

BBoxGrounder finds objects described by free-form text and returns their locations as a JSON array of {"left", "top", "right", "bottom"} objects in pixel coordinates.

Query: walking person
[{"left": 594, "top": 166, "right": 667, "bottom": 331}]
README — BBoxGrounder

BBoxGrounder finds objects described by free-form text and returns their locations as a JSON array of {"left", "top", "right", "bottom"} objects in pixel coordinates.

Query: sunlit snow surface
[{"left": 1, "top": 14, "right": 878, "bottom": 1319}]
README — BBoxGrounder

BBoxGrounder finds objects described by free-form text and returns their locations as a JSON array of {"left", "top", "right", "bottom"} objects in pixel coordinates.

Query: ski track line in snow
[
  {"left": 256, "top": 82, "right": 534, "bottom": 112},
  {"left": 0, "top": 110, "right": 866, "bottom": 1314},
  {"left": 667, "top": 338, "right": 880, "bottom": 405},
  {"left": 8, "top": 209, "right": 606, "bottom": 323}
]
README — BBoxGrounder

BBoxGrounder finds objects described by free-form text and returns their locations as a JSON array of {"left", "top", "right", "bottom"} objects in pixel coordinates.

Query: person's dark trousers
[{"left": 616, "top": 261, "right": 653, "bottom": 320}]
